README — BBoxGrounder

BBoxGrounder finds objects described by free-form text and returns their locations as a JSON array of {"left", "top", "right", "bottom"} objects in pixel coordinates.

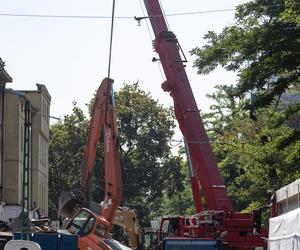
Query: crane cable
[
  {"left": 105, "top": 0, "right": 116, "bottom": 128},
  {"left": 107, "top": 0, "right": 116, "bottom": 81},
  {"left": 158, "top": 0, "right": 170, "bottom": 31},
  {"left": 138, "top": 0, "right": 165, "bottom": 84}
]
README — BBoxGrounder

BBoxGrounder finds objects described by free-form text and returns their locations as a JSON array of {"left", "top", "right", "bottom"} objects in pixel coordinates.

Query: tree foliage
[
  {"left": 190, "top": 0, "right": 300, "bottom": 210},
  {"left": 191, "top": 0, "right": 300, "bottom": 110},
  {"left": 48, "top": 105, "right": 88, "bottom": 218},
  {"left": 159, "top": 150, "right": 195, "bottom": 216},
  {"left": 203, "top": 86, "right": 300, "bottom": 211},
  {"left": 49, "top": 83, "right": 185, "bottom": 225}
]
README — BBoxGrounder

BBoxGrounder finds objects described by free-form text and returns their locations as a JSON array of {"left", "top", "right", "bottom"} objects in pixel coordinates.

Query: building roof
[
  {"left": 281, "top": 93, "right": 300, "bottom": 104},
  {"left": 17, "top": 84, "right": 51, "bottom": 103},
  {"left": 0, "top": 58, "right": 12, "bottom": 84},
  {"left": 36, "top": 84, "right": 51, "bottom": 102}
]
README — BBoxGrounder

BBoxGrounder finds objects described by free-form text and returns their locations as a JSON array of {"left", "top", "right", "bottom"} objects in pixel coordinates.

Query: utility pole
[{"left": 21, "top": 100, "right": 31, "bottom": 239}]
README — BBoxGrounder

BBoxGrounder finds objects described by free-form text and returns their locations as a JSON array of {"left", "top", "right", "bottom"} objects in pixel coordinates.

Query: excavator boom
[
  {"left": 81, "top": 77, "right": 122, "bottom": 225},
  {"left": 61, "top": 78, "right": 123, "bottom": 250}
]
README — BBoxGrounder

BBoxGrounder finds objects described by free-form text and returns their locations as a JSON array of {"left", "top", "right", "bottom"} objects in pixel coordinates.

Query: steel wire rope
[
  {"left": 171, "top": 138, "right": 213, "bottom": 145},
  {"left": 138, "top": 0, "right": 153, "bottom": 41},
  {"left": 158, "top": 0, "right": 170, "bottom": 31},
  {"left": 155, "top": 0, "right": 169, "bottom": 81},
  {"left": 138, "top": 0, "right": 166, "bottom": 85},
  {"left": 105, "top": 0, "right": 116, "bottom": 127},
  {"left": 107, "top": 0, "right": 116, "bottom": 81}
]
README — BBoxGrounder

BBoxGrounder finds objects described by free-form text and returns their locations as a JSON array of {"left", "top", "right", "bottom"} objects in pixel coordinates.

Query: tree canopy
[
  {"left": 48, "top": 0, "right": 300, "bottom": 228},
  {"left": 48, "top": 82, "right": 185, "bottom": 225},
  {"left": 191, "top": 0, "right": 300, "bottom": 110},
  {"left": 190, "top": 0, "right": 300, "bottom": 210},
  {"left": 202, "top": 85, "right": 300, "bottom": 211}
]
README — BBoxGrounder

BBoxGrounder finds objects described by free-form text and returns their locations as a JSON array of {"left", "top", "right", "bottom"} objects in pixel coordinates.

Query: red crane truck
[{"left": 142, "top": 1, "right": 269, "bottom": 249}]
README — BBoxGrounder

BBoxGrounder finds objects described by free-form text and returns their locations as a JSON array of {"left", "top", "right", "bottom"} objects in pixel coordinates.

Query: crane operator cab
[
  {"left": 158, "top": 217, "right": 225, "bottom": 250},
  {"left": 159, "top": 217, "right": 184, "bottom": 241}
]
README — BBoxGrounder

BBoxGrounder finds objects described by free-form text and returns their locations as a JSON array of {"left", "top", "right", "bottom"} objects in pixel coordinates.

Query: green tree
[
  {"left": 48, "top": 105, "right": 89, "bottom": 219},
  {"left": 115, "top": 83, "right": 184, "bottom": 225},
  {"left": 49, "top": 83, "right": 185, "bottom": 225},
  {"left": 159, "top": 151, "right": 195, "bottom": 216},
  {"left": 190, "top": 0, "right": 300, "bottom": 210},
  {"left": 203, "top": 86, "right": 300, "bottom": 210},
  {"left": 191, "top": 0, "right": 300, "bottom": 110}
]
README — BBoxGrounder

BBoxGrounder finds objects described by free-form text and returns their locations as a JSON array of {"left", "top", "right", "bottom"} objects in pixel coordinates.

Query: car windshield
[{"left": 67, "top": 209, "right": 96, "bottom": 236}]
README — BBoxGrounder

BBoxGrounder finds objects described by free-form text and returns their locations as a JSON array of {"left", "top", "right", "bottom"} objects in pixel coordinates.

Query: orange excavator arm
[
  {"left": 60, "top": 78, "right": 123, "bottom": 250},
  {"left": 60, "top": 78, "right": 122, "bottom": 227},
  {"left": 81, "top": 78, "right": 122, "bottom": 224}
]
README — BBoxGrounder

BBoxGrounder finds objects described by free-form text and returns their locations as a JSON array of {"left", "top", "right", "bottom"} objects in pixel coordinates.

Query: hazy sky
[{"left": 1, "top": 0, "right": 247, "bottom": 125}]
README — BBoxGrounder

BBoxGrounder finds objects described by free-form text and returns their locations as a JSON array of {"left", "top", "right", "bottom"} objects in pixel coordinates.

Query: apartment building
[
  {"left": 0, "top": 59, "right": 12, "bottom": 201},
  {"left": 3, "top": 84, "right": 51, "bottom": 219},
  {"left": 23, "top": 84, "right": 51, "bottom": 216}
]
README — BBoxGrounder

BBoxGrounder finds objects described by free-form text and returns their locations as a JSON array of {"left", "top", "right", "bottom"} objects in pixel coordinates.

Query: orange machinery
[{"left": 59, "top": 78, "right": 122, "bottom": 250}]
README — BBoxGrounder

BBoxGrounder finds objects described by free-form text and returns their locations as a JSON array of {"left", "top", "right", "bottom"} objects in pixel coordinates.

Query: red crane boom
[
  {"left": 143, "top": 0, "right": 232, "bottom": 212},
  {"left": 142, "top": 1, "right": 269, "bottom": 249}
]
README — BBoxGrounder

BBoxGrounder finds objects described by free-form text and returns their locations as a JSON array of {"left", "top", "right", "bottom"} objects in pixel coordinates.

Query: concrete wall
[
  {"left": 3, "top": 93, "right": 23, "bottom": 204},
  {"left": 276, "top": 178, "right": 300, "bottom": 215},
  {"left": 3, "top": 84, "right": 51, "bottom": 217},
  {"left": 0, "top": 59, "right": 12, "bottom": 200},
  {"left": 24, "top": 84, "right": 51, "bottom": 215}
]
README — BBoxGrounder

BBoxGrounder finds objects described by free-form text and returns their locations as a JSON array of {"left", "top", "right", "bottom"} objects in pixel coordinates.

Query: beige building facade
[
  {"left": 0, "top": 59, "right": 12, "bottom": 202},
  {"left": 3, "top": 84, "right": 51, "bottom": 218},
  {"left": 24, "top": 84, "right": 51, "bottom": 215}
]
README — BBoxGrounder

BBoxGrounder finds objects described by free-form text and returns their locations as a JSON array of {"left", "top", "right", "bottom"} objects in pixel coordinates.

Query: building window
[
  {"left": 43, "top": 186, "right": 46, "bottom": 212},
  {"left": 42, "top": 139, "right": 44, "bottom": 166},
  {"left": 42, "top": 99, "right": 44, "bottom": 120},
  {"left": 20, "top": 124, "right": 24, "bottom": 152},
  {"left": 39, "top": 136, "right": 41, "bottom": 163},
  {"left": 39, "top": 183, "right": 42, "bottom": 208},
  {"left": 42, "top": 185, "right": 44, "bottom": 212},
  {"left": 38, "top": 136, "right": 48, "bottom": 167},
  {"left": 47, "top": 105, "right": 49, "bottom": 124}
]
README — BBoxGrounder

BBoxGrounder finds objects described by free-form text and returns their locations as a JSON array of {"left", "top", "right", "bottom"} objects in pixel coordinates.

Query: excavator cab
[
  {"left": 65, "top": 208, "right": 112, "bottom": 249},
  {"left": 65, "top": 208, "right": 108, "bottom": 237}
]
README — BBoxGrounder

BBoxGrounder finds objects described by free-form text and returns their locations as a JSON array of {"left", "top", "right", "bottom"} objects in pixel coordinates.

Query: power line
[
  {"left": 1, "top": 2, "right": 294, "bottom": 20},
  {"left": 166, "top": 8, "right": 234, "bottom": 17},
  {"left": 0, "top": 8, "right": 236, "bottom": 19},
  {"left": 0, "top": 13, "right": 131, "bottom": 19},
  {"left": 0, "top": 0, "right": 297, "bottom": 20}
]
